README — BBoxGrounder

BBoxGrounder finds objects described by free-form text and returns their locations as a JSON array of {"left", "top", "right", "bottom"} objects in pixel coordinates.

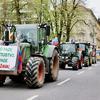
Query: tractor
[
  {"left": 79, "top": 42, "right": 92, "bottom": 67},
  {"left": 91, "top": 44, "right": 97, "bottom": 64},
  {"left": 59, "top": 42, "right": 83, "bottom": 70},
  {"left": 0, "top": 24, "right": 59, "bottom": 88}
]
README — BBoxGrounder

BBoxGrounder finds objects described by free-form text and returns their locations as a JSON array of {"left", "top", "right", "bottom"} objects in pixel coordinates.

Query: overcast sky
[{"left": 86, "top": 0, "right": 100, "bottom": 18}]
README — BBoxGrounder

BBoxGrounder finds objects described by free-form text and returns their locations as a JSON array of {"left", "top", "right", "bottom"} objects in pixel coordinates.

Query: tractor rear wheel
[
  {"left": 72, "top": 61, "right": 79, "bottom": 70},
  {"left": 60, "top": 62, "right": 66, "bottom": 69},
  {"left": 25, "top": 57, "right": 45, "bottom": 88},
  {"left": 0, "top": 75, "right": 6, "bottom": 86},
  {"left": 72, "top": 57, "right": 79, "bottom": 70},
  {"left": 48, "top": 49, "right": 59, "bottom": 81}
]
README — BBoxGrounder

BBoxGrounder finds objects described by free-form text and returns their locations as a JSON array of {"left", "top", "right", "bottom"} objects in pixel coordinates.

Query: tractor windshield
[
  {"left": 79, "top": 44, "right": 85, "bottom": 51},
  {"left": 61, "top": 43, "right": 76, "bottom": 54},
  {"left": 15, "top": 24, "right": 38, "bottom": 45}
]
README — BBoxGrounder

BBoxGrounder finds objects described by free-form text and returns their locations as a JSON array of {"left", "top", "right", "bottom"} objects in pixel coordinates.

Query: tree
[
  {"left": 13, "top": 0, "right": 21, "bottom": 24},
  {"left": 11, "top": 0, "right": 33, "bottom": 24},
  {"left": 59, "top": 0, "right": 86, "bottom": 42}
]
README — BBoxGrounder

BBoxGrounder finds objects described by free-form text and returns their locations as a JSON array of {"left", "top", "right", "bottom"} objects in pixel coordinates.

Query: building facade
[{"left": 70, "top": 6, "right": 100, "bottom": 49}]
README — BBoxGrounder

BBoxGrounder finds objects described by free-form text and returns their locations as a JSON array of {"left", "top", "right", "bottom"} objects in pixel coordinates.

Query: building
[{"left": 70, "top": 6, "right": 100, "bottom": 49}]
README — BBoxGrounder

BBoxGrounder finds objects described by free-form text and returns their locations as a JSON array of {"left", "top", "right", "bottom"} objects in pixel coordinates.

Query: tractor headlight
[
  {"left": 66, "top": 57, "right": 68, "bottom": 59},
  {"left": 61, "top": 56, "right": 64, "bottom": 59}
]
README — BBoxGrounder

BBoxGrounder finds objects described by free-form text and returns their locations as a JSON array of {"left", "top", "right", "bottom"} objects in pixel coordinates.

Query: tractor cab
[
  {"left": 78, "top": 42, "right": 92, "bottom": 67},
  {"left": 60, "top": 43, "right": 76, "bottom": 57},
  {"left": 59, "top": 42, "right": 82, "bottom": 70}
]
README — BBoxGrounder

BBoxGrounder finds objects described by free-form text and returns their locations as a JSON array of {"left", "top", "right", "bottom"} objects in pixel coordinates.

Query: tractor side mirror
[
  {"left": 39, "top": 24, "right": 50, "bottom": 36},
  {"left": 46, "top": 25, "right": 50, "bottom": 36},
  {"left": 4, "top": 31, "right": 9, "bottom": 41}
]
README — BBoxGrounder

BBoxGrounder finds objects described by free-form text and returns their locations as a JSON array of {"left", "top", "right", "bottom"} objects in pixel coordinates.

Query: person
[{"left": 51, "top": 34, "right": 59, "bottom": 46}]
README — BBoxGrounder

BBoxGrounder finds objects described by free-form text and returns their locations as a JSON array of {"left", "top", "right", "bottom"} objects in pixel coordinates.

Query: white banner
[{"left": 0, "top": 46, "right": 18, "bottom": 71}]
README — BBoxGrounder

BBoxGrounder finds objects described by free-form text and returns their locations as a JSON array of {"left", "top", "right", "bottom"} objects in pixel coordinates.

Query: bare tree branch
[{"left": 70, "top": 19, "right": 88, "bottom": 32}]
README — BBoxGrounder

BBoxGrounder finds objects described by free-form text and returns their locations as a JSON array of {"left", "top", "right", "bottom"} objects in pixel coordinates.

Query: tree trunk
[
  {"left": 14, "top": 0, "right": 21, "bottom": 24},
  {"left": 54, "top": 7, "right": 58, "bottom": 35},
  {"left": 66, "top": 28, "right": 70, "bottom": 42},
  {"left": 66, "top": 18, "right": 71, "bottom": 42}
]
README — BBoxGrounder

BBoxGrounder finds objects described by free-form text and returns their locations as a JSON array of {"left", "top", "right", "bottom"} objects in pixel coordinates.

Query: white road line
[
  {"left": 26, "top": 95, "right": 39, "bottom": 100},
  {"left": 57, "top": 78, "right": 71, "bottom": 86},
  {"left": 77, "top": 71, "right": 85, "bottom": 75}
]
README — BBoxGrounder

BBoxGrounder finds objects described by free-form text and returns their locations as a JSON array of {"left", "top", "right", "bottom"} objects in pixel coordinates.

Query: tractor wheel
[
  {"left": 60, "top": 62, "right": 66, "bottom": 69},
  {"left": 72, "top": 61, "right": 79, "bottom": 70},
  {"left": 0, "top": 75, "right": 6, "bottom": 86},
  {"left": 79, "top": 60, "right": 83, "bottom": 69},
  {"left": 84, "top": 56, "right": 89, "bottom": 67},
  {"left": 48, "top": 49, "right": 59, "bottom": 81},
  {"left": 85, "top": 60, "right": 89, "bottom": 67},
  {"left": 92, "top": 57, "right": 97, "bottom": 64},
  {"left": 79, "top": 56, "right": 84, "bottom": 69},
  {"left": 95, "top": 58, "right": 97, "bottom": 64},
  {"left": 24, "top": 57, "right": 45, "bottom": 88},
  {"left": 72, "top": 57, "right": 79, "bottom": 70},
  {"left": 89, "top": 58, "right": 92, "bottom": 66}
]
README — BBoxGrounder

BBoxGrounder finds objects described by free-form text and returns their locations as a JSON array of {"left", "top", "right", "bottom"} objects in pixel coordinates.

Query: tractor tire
[
  {"left": 72, "top": 62, "right": 79, "bottom": 70},
  {"left": 72, "top": 57, "right": 79, "bottom": 70},
  {"left": 84, "top": 56, "right": 89, "bottom": 67},
  {"left": 0, "top": 75, "right": 6, "bottom": 86},
  {"left": 95, "top": 58, "right": 97, "bottom": 64},
  {"left": 92, "top": 57, "right": 97, "bottom": 64},
  {"left": 89, "top": 57, "right": 92, "bottom": 66},
  {"left": 60, "top": 62, "right": 66, "bottom": 69},
  {"left": 79, "top": 60, "right": 83, "bottom": 69},
  {"left": 79, "top": 56, "right": 84, "bottom": 69},
  {"left": 24, "top": 57, "right": 45, "bottom": 88},
  {"left": 47, "top": 49, "right": 59, "bottom": 81}
]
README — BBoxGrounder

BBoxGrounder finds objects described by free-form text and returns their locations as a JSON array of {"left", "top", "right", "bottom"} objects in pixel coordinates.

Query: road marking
[
  {"left": 26, "top": 95, "right": 39, "bottom": 100},
  {"left": 77, "top": 71, "right": 85, "bottom": 75},
  {"left": 57, "top": 78, "right": 71, "bottom": 86}
]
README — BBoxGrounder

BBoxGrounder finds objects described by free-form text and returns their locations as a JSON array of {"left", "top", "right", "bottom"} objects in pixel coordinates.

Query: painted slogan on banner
[{"left": 0, "top": 46, "right": 17, "bottom": 71}]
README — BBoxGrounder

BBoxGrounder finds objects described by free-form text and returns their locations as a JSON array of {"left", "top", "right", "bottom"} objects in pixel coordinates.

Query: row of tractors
[
  {"left": 59, "top": 42, "right": 96, "bottom": 70},
  {"left": 0, "top": 24, "right": 97, "bottom": 88}
]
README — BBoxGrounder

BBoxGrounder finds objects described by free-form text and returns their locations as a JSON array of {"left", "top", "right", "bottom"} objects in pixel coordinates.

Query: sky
[{"left": 86, "top": 0, "right": 100, "bottom": 18}]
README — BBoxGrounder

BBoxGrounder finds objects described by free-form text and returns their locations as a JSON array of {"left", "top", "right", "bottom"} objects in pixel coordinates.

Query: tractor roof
[{"left": 15, "top": 24, "right": 39, "bottom": 29}]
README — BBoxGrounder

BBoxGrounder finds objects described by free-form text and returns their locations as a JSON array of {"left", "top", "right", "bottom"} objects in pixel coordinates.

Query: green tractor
[
  {"left": 59, "top": 42, "right": 83, "bottom": 70},
  {"left": 0, "top": 24, "right": 59, "bottom": 88},
  {"left": 79, "top": 43, "right": 92, "bottom": 67},
  {"left": 91, "top": 44, "right": 97, "bottom": 64}
]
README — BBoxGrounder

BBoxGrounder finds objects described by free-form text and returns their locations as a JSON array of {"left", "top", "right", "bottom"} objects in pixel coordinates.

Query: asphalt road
[{"left": 0, "top": 62, "right": 100, "bottom": 100}]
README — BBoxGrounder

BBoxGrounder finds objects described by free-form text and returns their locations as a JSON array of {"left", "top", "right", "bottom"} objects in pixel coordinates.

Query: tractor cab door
[{"left": 38, "top": 24, "right": 50, "bottom": 52}]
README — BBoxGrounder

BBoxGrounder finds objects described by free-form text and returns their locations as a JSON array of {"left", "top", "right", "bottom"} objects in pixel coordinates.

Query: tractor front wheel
[
  {"left": 47, "top": 49, "right": 59, "bottom": 81},
  {"left": 25, "top": 57, "right": 45, "bottom": 88},
  {"left": 60, "top": 62, "right": 66, "bottom": 69}
]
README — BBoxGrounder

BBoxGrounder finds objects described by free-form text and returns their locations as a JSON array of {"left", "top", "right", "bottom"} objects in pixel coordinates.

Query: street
[{"left": 0, "top": 62, "right": 100, "bottom": 100}]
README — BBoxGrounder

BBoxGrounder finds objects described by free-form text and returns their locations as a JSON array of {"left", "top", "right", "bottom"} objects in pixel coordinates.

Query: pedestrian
[{"left": 51, "top": 34, "right": 59, "bottom": 46}]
